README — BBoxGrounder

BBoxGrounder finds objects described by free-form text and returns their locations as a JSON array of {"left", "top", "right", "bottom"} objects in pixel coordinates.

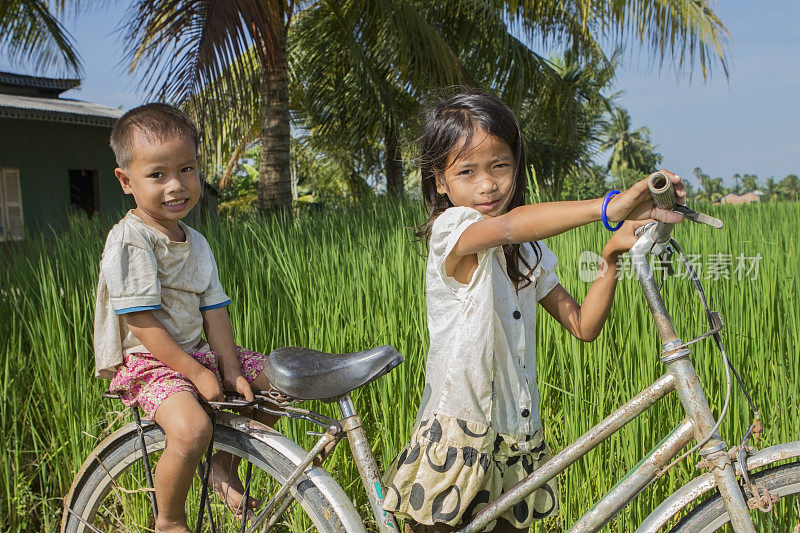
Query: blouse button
[
  {"left": 513, "top": 310, "right": 521, "bottom": 320},
  {"left": 521, "top": 408, "right": 530, "bottom": 418}
]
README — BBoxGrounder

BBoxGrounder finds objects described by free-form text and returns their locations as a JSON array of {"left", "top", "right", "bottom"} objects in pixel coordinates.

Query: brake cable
[{"left": 656, "top": 237, "right": 761, "bottom": 477}]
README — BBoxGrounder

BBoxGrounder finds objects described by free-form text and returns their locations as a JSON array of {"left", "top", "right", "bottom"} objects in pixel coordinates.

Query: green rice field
[{"left": 1, "top": 199, "right": 798, "bottom": 531}]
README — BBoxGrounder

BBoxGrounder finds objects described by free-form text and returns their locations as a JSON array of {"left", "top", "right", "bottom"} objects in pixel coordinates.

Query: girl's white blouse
[{"left": 418, "top": 206, "right": 560, "bottom": 442}]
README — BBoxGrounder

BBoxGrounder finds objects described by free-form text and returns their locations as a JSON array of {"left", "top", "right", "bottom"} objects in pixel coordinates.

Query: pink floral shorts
[{"left": 109, "top": 346, "right": 268, "bottom": 419}]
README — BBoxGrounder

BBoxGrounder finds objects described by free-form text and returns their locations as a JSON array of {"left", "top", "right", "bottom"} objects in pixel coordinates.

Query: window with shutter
[{"left": 1, "top": 168, "right": 23, "bottom": 241}]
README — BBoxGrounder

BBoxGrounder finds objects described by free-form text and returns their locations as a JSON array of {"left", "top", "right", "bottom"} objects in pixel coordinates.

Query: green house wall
[{"left": 0, "top": 117, "right": 131, "bottom": 233}]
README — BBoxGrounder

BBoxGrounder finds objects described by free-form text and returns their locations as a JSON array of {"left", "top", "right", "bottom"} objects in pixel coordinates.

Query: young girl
[
  {"left": 94, "top": 103, "right": 278, "bottom": 532},
  {"left": 381, "top": 92, "right": 685, "bottom": 532}
]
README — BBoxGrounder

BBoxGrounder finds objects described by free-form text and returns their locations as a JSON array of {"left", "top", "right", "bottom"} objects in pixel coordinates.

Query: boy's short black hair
[{"left": 109, "top": 103, "right": 200, "bottom": 168}]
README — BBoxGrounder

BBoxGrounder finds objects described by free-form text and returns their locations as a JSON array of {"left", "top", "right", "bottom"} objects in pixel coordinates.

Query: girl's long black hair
[{"left": 416, "top": 91, "right": 542, "bottom": 289}]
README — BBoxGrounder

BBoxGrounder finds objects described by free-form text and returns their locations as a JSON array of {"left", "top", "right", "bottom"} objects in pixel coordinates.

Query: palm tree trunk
[
  {"left": 220, "top": 140, "right": 246, "bottom": 191},
  {"left": 384, "top": 121, "right": 404, "bottom": 196},
  {"left": 258, "top": 13, "right": 291, "bottom": 214}
]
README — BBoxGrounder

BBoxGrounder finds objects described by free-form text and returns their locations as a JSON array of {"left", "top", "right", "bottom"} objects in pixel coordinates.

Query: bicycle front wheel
[
  {"left": 63, "top": 421, "right": 352, "bottom": 533},
  {"left": 670, "top": 461, "right": 800, "bottom": 532}
]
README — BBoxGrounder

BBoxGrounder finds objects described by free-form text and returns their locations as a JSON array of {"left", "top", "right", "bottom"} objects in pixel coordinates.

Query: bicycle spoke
[{"left": 66, "top": 423, "right": 339, "bottom": 533}]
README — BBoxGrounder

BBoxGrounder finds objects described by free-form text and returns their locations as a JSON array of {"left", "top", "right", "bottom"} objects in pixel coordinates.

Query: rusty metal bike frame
[
  {"left": 72, "top": 219, "right": 770, "bottom": 533},
  {"left": 453, "top": 219, "right": 757, "bottom": 532},
  {"left": 294, "top": 217, "right": 763, "bottom": 533}
]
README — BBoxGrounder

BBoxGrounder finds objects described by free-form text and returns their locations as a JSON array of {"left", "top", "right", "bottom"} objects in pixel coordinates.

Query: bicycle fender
[
  {"left": 219, "top": 411, "right": 368, "bottom": 533},
  {"left": 636, "top": 440, "right": 800, "bottom": 532}
]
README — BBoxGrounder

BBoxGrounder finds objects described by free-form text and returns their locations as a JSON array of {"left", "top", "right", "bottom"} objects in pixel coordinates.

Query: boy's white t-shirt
[
  {"left": 418, "top": 206, "right": 560, "bottom": 439},
  {"left": 93, "top": 211, "right": 231, "bottom": 379}
]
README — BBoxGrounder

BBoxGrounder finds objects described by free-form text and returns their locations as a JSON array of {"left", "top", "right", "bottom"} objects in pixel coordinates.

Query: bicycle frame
[
  {"left": 253, "top": 221, "right": 761, "bottom": 532},
  {"left": 454, "top": 220, "right": 757, "bottom": 532}
]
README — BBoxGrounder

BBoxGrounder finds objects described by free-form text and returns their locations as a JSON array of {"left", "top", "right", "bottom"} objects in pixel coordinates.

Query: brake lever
[
  {"left": 647, "top": 171, "right": 724, "bottom": 229},
  {"left": 673, "top": 204, "right": 724, "bottom": 229}
]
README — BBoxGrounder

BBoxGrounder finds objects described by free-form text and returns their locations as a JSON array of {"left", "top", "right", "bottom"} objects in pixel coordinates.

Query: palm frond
[
  {"left": 121, "top": 0, "right": 281, "bottom": 122},
  {"left": 496, "top": 0, "right": 729, "bottom": 79},
  {"left": 0, "top": 0, "right": 83, "bottom": 75}
]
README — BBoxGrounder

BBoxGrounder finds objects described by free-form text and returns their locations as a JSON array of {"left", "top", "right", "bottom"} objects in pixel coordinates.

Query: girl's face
[{"left": 436, "top": 127, "right": 516, "bottom": 218}]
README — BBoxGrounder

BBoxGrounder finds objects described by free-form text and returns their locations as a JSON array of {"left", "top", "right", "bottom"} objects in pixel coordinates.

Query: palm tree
[
  {"left": 779, "top": 174, "right": 799, "bottom": 201},
  {"left": 121, "top": 0, "right": 285, "bottom": 211},
  {"left": 741, "top": 174, "right": 759, "bottom": 193},
  {"left": 601, "top": 108, "right": 662, "bottom": 181},
  {"left": 288, "top": 0, "right": 470, "bottom": 197},
  {"left": 0, "top": 0, "right": 84, "bottom": 75},
  {"left": 122, "top": 0, "right": 730, "bottom": 211},
  {"left": 521, "top": 51, "right": 616, "bottom": 197}
]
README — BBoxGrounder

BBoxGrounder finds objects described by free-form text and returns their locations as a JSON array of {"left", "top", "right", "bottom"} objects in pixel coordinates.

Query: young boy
[{"left": 94, "top": 103, "right": 275, "bottom": 532}]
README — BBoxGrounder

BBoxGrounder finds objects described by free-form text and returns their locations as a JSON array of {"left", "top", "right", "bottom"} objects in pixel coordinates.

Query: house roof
[
  {"left": 0, "top": 93, "right": 124, "bottom": 127},
  {"left": 0, "top": 71, "right": 80, "bottom": 97}
]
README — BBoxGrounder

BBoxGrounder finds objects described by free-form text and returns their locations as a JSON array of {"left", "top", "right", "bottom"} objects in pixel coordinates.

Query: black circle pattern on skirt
[
  {"left": 457, "top": 419, "right": 489, "bottom": 438},
  {"left": 425, "top": 441, "right": 458, "bottom": 473},
  {"left": 521, "top": 454, "right": 535, "bottom": 475},
  {"left": 428, "top": 418, "right": 443, "bottom": 442},
  {"left": 530, "top": 483, "right": 557, "bottom": 519},
  {"left": 462, "top": 446, "right": 478, "bottom": 467},
  {"left": 396, "top": 448, "right": 409, "bottom": 467},
  {"left": 461, "top": 489, "right": 491, "bottom": 522},
  {"left": 387, "top": 416, "right": 558, "bottom": 526},
  {"left": 513, "top": 499, "right": 528, "bottom": 523},
  {"left": 388, "top": 484, "right": 402, "bottom": 505},
  {"left": 409, "top": 482, "right": 425, "bottom": 511},
  {"left": 431, "top": 485, "right": 461, "bottom": 522}
]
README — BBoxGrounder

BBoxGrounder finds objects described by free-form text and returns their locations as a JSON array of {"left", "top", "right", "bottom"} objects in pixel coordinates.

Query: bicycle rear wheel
[
  {"left": 670, "top": 461, "right": 800, "bottom": 532},
  {"left": 62, "top": 421, "right": 349, "bottom": 533}
]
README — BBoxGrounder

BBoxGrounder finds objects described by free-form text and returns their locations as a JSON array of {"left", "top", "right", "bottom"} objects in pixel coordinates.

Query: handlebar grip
[{"left": 648, "top": 171, "right": 677, "bottom": 211}]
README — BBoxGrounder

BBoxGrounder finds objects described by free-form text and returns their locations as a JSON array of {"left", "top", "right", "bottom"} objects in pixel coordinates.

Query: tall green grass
[{"left": 0, "top": 200, "right": 797, "bottom": 531}]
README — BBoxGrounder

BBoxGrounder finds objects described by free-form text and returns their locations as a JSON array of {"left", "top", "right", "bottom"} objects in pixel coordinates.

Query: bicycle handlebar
[{"left": 648, "top": 171, "right": 678, "bottom": 211}]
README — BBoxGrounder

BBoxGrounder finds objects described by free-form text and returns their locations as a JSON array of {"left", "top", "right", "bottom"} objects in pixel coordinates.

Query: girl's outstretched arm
[
  {"left": 538, "top": 220, "right": 650, "bottom": 342},
  {"left": 445, "top": 171, "right": 683, "bottom": 280}
]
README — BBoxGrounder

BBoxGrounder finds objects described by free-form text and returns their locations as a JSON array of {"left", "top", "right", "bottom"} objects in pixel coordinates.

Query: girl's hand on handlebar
[
  {"left": 607, "top": 170, "right": 686, "bottom": 223},
  {"left": 603, "top": 219, "right": 654, "bottom": 259}
]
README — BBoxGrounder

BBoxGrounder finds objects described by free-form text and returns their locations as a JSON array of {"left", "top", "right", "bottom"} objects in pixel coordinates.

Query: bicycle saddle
[{"left": 264, "top": 345, "right": 403, "bottom": 401}]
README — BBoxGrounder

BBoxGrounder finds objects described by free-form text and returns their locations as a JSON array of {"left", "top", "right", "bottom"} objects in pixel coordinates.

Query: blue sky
[{"left": 3, "top": 1, "right": 797, "bottom": 186}]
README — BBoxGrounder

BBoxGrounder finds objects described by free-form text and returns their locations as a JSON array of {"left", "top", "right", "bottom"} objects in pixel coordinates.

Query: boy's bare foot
[
  {"left": 210, "top": 453, "right": 262, "bottom": 520},
  {"left": 154, "top": 518, "right": 192, "bottom": 533}
]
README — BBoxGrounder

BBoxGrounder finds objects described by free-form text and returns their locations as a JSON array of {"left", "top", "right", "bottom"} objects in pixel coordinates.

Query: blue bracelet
[{"left": 602, "top": 190, "right": 623, "bottom": 231}]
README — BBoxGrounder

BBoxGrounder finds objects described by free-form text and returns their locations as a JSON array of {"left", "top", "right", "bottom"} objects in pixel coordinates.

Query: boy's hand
[
  {"left": 223, "top": 373, "right": 254, "bottom": 402},
  {"left": 603, "top": 219, "right": 654, "bottom": 260},
  {"left": 606, "top": 170, "right": 687, "bottom": 224},
  {"left": 191, "top": 368, "right": 225, "bottom": 402}
]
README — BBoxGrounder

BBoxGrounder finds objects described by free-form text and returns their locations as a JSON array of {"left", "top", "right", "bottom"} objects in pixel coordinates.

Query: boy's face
[{"left": 115, "top": 133, "right": 201, "bottom": 235}]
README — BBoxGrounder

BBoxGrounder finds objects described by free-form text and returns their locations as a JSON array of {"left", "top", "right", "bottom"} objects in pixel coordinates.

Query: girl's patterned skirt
[{"left": 382, "top": 415, "right": 558, "bottom": 531}]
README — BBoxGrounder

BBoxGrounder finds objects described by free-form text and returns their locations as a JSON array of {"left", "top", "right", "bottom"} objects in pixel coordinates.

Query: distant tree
[
  {"left": 522, "top": 51, "right": 616, "bottom": 197},
  {"left": 742, "top": 174, "right": 759, "bottom": 192},
  {"left": 693, "top": 166, "right": 724, "bottom": 202},
  {"left": 732, "top": 172, "right": 742, "bottom": 194},
  {"left": 560, "top": 163, "right": 608, "bottom": 200},
  {"left": 601, "top": 108, "right": 662, "bottom": 183},
  {"left": 779, "top": 174, "right": 800, "bottom": 200},
  {"left": 764, "top": 177, "right": 780, "bottom": 202}
]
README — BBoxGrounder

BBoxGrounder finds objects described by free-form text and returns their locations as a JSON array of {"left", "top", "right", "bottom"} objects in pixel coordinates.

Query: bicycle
[{"left": 62, "top": 172, "right": 800, "bottom": 532}]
